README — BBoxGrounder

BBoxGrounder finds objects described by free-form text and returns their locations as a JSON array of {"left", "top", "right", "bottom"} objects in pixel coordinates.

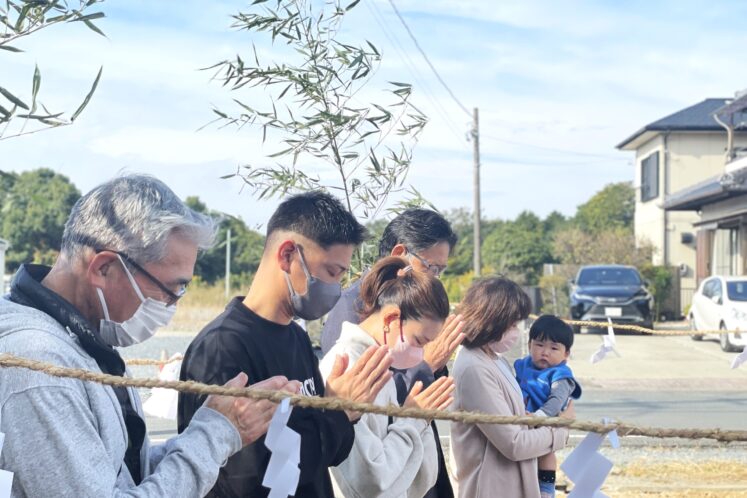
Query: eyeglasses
[
  {"left": 99, "top": 249, "right": 187, "bottom": 306},
  {"left": 404, "top": 247, "right": 447, "bottom": 277}
]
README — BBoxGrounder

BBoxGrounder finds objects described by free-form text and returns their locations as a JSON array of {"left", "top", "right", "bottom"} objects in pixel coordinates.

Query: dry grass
[
  {"left": 162, "top": 283, "right": 325, "bottom": 344},
  {"left": 557, "top": 459, "right": 747, "bottom": 497},
  {"left": 163, "top": 283, "right": 229, "bottom": 333}
]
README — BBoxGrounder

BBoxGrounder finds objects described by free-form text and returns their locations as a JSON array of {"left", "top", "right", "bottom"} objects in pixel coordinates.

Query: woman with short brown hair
[{"left": 450, "top": 277, "right": 574, "bottom": 498}]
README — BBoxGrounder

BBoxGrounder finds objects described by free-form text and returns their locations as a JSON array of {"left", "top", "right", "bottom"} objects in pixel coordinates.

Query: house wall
[
  {"left": 634, "top": 135, "right": 666, "bottom": 262},
  {"left": 633, "top": 132, "right": 747, "bottom": 311},
  {"left": 700, "top": 193, "right": 747, "bottom": 277}
]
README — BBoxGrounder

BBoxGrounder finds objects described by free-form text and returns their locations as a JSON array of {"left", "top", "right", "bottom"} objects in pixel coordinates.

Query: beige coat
[
  {"left": 319, "top": 322, "right": 438, "bottom": 498},
  {"left": 450, "top": 346, "right": 568, "bottom": 498}
]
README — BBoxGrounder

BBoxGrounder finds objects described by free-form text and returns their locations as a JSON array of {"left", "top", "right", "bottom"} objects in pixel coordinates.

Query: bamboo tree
[
  {"left": 209, "top": 0, "right": 429, "bottom": 226},
  {"left": 0, "top": 0, "right": 106, "bottom": 141}
]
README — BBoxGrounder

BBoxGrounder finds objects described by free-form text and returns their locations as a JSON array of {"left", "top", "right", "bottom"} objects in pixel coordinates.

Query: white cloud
[
  {"left": 88, "top": 127, "right": 256, "bottom": 165},
  {"left": 3, "top": 0, "right": 746, "bottom": 226}
]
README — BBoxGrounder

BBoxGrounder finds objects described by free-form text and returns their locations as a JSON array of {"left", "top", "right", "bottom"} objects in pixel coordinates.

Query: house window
[
  {"left": 713, "top": 227, "right": 740, "bottom": 276},
  {"left": 640, "top": 152, "right": 659, "bottom": 202}
]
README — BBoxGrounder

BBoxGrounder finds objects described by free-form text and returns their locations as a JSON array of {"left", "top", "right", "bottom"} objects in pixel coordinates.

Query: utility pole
[
  {"left": 225, "top": 228, "right": 231, "bottom": 299},
  {"left": 472, "top": 107, "right": 481, "bottom": 277}
]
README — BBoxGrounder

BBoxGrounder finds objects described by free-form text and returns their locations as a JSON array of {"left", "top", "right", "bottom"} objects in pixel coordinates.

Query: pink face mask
[
  {"left": 490, "top": 325, "right": 521, "bottom": 354},
  {"left": 385, "top": 320, "right": 424, "bottom": 370}
]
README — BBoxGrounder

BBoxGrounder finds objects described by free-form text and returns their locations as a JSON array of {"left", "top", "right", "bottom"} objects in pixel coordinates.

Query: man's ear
[
  {"left": 87, "top": 251, "right": 119, "bottom": 289},
  {"left": 276, "top": 239, "right": 296, "bottom": 273},
  {"left": 390, "top": 243, "right": 407, "bottom": 258}
]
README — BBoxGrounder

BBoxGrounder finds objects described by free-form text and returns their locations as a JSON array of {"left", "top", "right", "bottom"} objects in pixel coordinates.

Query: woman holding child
[
  {"left": 450, "top": 277, "right": 575, "bottom": 498},
  {"left": 320, "top": 257, "right": 455, "bottom": 498}
]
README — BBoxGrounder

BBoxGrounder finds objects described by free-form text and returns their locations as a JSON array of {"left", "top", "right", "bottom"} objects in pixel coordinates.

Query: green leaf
[
  {"left": 0, "top": 45, "right": 23, "bottom": 53},
  {"left": 366, "top": 41, "right": 379, "bottom": 56},
  {"left": 389, "top": 81, "right": 412, "bottom": 88},
  {"left": 70, "top": 66, "right": 102, "bottom": 122},
  {"left": 15, "top": 3, "right": 31, "bottom": 31},
  {"left": 30, "top": 64, "right": 40, "bottom": 113},
  {"left": 345, "top": 0, "right": 361, "bottom": 10},
  {"left": 278, "top": 83, "right": 292, "bottom": 100},
  {"left": 0, "top": 86, "right": 29, "bottom": 110},
  {"left": 268, "top": 147, "right": 293, "bottom": 158},
  {"left": 72, "top": 12, "right": 106, "bottom": 22},
  {"left": 82, "top": 19, "right": 106, "bottom": 38}
]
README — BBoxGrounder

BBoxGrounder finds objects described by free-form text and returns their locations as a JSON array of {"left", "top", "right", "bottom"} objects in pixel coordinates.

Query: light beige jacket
[
  {"left": 450, "top": 346, "right": 568, "bottom": 498},
  {"left": 319, "top": 321, "right": 438, "bottom": 498}
]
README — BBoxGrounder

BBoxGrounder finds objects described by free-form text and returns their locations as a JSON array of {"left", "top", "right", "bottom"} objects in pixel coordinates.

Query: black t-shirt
[{"left": 178, "top": 297, "right": 354, "bottom": 498}]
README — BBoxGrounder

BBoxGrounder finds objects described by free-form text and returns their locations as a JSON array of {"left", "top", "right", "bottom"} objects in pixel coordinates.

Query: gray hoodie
[{"left": 0, "top": 297, "right": 242, "bottom": 497}]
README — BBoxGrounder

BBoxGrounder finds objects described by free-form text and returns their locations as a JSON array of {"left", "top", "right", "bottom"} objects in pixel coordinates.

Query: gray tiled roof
[{"left": 617, "top": 98, "right": 747, "bottom": 149}]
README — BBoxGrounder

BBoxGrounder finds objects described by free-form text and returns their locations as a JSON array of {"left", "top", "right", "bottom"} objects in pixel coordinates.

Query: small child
[{"left": 514, "top": 315, "right": 582, "bottom": 498}]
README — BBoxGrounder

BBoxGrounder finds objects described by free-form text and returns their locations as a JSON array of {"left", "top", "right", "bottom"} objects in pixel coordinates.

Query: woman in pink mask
[
  {"left": 450, "top": 277, "right": 575, "bottom": 498},
  {"left": 319, "top": 256, "right": 454, "bottom": 498}
]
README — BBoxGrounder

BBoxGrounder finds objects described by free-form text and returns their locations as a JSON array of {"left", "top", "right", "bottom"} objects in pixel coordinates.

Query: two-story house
[
  {"left": 663, "top": 93, "right": 747, "bottom": 285},
  {"left": 617, "top": 96, "right": 747, "bottom": 313}
]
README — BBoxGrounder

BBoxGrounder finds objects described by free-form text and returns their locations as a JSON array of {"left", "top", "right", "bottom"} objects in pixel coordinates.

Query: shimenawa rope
[{"left": 2, "top": 353, "right": 746, "bottom": 443}]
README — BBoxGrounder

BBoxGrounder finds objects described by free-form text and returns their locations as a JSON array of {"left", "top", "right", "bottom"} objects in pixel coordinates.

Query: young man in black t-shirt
[{"left": 178, "top": 191, "right": 394, "bottom": 498}]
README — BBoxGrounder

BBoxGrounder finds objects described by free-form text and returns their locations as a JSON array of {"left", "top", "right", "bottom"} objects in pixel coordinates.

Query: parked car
[
  {"left": 689, "top": 276, "right": 747, "bottom": 352},
  {"left": 569, "top": 265, "right": 654, "bottom": 333}
]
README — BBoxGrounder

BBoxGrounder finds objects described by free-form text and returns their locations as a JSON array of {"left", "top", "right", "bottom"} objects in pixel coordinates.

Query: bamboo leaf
[
  {"left": 71, "top": 12, "right": 105, "bottom": 22},
  {"left": 70, "top": 66, "right": 102, "bottom": 122},
  {"left": 0, "top": 45, "right": 23, "bottom": 52},
  {"left": 345, "top": 0, "right": 361, "bottom": 10},
  {"left": 30, "top": 64, "right": 40, "bottom": 113},
  {"left": 82, "top": 19, "right": 106, "bottom": 38},
  {"left": 0, "top": 86, "right": 29, "bottom": 110}
]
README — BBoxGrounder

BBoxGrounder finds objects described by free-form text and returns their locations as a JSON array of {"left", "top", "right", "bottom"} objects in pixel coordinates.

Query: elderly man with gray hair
[{"left": 0, "top": 174, "right": 299, "bottom": 497}]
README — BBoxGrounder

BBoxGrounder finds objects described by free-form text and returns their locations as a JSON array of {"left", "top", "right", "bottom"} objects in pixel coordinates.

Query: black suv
[{"left": 569, "top": 265, "right": 654, "bottom": 332}]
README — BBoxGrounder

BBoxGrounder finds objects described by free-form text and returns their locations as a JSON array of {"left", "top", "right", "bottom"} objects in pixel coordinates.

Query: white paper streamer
[
  {"left": 262, "top": 398, "right": 301, "bottom": 498},
  {"left": 0, "top": 414, "right": 14, "bottom": 498},
  {"left": 560, "top": 420, "right": 619, "bottom": 498},
  {"left": 142, "top": 354, "right": 182, "bottom": 420},
  {"left": 731, "top": 347, "right": 747, "bottom": 369},
  {"left": 590, "top": 319, "right": 621, "bottom": 364}
]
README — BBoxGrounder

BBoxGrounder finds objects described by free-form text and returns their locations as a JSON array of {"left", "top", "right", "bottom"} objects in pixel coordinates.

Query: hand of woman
[
  {"left": 404, "top": 376, "right": 455, "bottom": 413},
  {"left": 559, "top": 400, "right": 575, "bottom": 420}
]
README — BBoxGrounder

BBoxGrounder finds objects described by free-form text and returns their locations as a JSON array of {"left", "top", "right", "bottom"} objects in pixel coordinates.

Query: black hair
[
  {"left": 529, "top": 314, "right": 574, "bottom": 351},
  {"left": 358, "top": 256, "right": 450, "bottom": 322},
  {"left": 266, "top": 191, "right": 367, "bottom": 249},
  {"left": 378, "top": 208, "right": 457, "bottom": 258}
]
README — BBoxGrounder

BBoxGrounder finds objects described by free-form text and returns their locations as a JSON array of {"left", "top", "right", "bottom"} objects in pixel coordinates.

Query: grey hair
[{"left": 61, "top": 174, "right": 217, "bottom": 263}]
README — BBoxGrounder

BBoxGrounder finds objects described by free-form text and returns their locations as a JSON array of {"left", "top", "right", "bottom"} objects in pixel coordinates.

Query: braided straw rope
[
  {"left": 126, "top": 356, "right": 183, "bottom": 366},
  {"left": 530, "top": 315, "right": 730, "bottom": 337},
  {"left": 2, "top": 353, "right": 747, "bottom": 443},
  {"left": 120, "top": 318, "right": 710, "bottom": 366}
]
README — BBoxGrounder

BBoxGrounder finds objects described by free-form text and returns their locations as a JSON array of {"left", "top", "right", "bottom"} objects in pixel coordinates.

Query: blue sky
[{"left": 2, "top": 0, "right": 747, "bottom": 228}]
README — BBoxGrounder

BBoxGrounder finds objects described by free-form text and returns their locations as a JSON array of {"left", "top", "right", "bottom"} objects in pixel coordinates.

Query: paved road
[{"left": 122, "top": 328, "right": 747, "bottom": 443}]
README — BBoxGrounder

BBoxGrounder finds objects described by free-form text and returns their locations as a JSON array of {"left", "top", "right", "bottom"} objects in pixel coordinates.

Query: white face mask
[
  {"left": 96, "top": 255, "right": 176, "bottom": 348},
  {"left": 490, "top": 325, "right": 521, "bottom": 354}
]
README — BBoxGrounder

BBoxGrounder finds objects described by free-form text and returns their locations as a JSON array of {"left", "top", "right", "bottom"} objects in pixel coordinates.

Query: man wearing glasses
[
  {"left": 0, "top": 174, "right": 298, "bottom": 497},
  {"left": 320, "top": 208, "right": 465, "bottom": 498}
]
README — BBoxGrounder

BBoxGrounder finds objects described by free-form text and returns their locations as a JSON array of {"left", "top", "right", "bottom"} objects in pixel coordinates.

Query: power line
[
  {"left": 386, "top": 0, "right": 472, "bottom": 118},
  {"left": 481, "top": 133, "right": 627, "bottom": 160},
  {"left": 366, "top": 0, "right": 468, "bottom": 145}
]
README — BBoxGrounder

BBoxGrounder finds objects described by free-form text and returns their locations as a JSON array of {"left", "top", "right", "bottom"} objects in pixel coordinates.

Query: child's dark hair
[
  {"left": 266, "top": 191, "right": 367, "bottom": 249},
  {"left": 529, "top": 315, "right": 574, "bottom": 350},
  {"left": 378, "top": 208, "right": 457, "bottom": 258},
  {"left": 358, "top": 256, "right": 450, "bottom": 322},
  {"left": 457, "top": 277, "right": 531, "bottom": 349}
]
